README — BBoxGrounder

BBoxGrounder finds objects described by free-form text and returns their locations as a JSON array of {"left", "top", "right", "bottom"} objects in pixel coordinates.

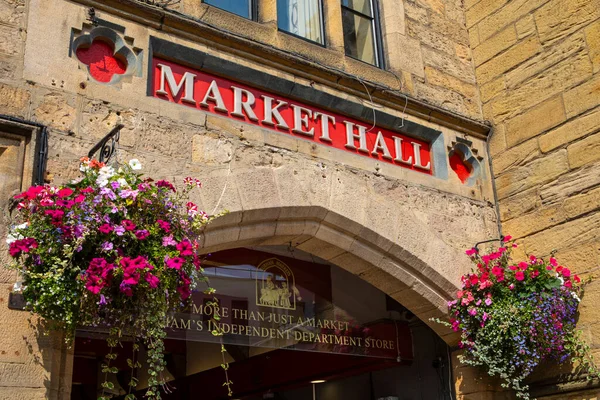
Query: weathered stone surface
[
  {"left": 428, "top": 11, "right": 470, "bottom": 45},
  {"left": 0, "top": 25, "right": 21, "bottom": 56},
  {"left": 468, "top": 26, "right": 480, "bottom": 48},
  {"left": 495, "top": 150, "right": 569, "bottom": 199},
  {"left": 386, "top": 32, "right": 425, "bottom": 78},
  {"left": 563, "top": 73, "right": 600, "bottom": 118},
  {"left": 488, "top": 124, "right": 507, "bottom": 156},
  {"left": 422, "top": 46, "right": 477, "bottom": 84},
  {"left": 498, "top": 186, "right": 540, "bottom": 221},
  {"left": 564, "top": 186, "right": 600, "bottom": 218},
  {"left": 405, "top": 1, "right": 429, "bottom": 25},
  {"left": 425, "top": 66, "right": 479, "bottom": 98},
  {"left": 567, "top": 132, "right": 600, "bottom": 169},
  {"left": 408, "top": 22, "right": 456, "bottom": 55},
  {"left": 504, "top": 95, "right": 565, "bottom": 146},
  {"left": 473, "top": 25, "right": 516, "bottom": 66},
  {"left": 191, "top": 134, "right": 233, "bottom": 165},
  {"left": 523, "top": 212, "right": 600, "bottom": 256},
  {"left": 534, "top": 0, "right": 600, "bottom": 45},
  {"left": 505, "top": 33, "right": 587, "bottom": 89},
  {"left": 492, "top": 138, "right": 540, "bottom": 174},
  {"left": 414, "top": 79, "right": 480, "bottom": 117},
  {"left": 488, "top": 51, "right": 592, "bottom": 121},
  {"left": 540, "top": 162, "right": 600, "bottom": 205},
  {"left": 480, "top": 77, "right": 505, "bottom": 103},
  {"left": 416, "top": 0, "right": 445, "bottom": 15},
  {"left": 475, "top": 36, "right": 541, "bottom": 84},
  {"left": 454, "top": 43, "right": 472, "bottom": 63},
  {"left": 478, "top": 0, "right": 547, "bottom": 42},
  {"left": 539, "top": 107, "right": 600, "bottom": 152},
  {"left": 587, "top": 21, "right": 600, "bottom": 73},
  {"left": 465, "top": 0, "right": 508, "bottom": 28},
  {"left": 554, "top": 242, "right": 600, "bottom": 272},
  {"left": 502, "top": 204, "right": 566, "bottom": 239},
  {"left": 31, "top": 92, "right": 77, "bottom": 132},
  {"left": 515, "top": 14, "right": 536, "bottom": 39},
  {"left": 0, "top": 83, "right": 29, "bottom": 117}
]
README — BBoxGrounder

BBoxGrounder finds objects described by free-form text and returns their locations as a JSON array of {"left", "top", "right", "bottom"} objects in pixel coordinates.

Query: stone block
[
  {"left": 296, "top": 236, "right": 345, "bottom": 261},
  {"left": 0, "top": 0, "right": 26, "bottom": 27},
  {"left": 428, "top": 11, "right": 470, "bottom": 45},
  {"left": 404, "top": 2, "right": 429, "bottom": 25},
  {"left": 0, "top": 24, "right": 21, "bottom": 56},
  {"left": 540, "top": 162, "right": 600, "bottom": 205},
  {"left": 422, "top": 46, "right": 477, "bottom": 84},
  {"left": 515, "top": 14, "right": 537, "bottom": 39},
  {"left": 480, "top": 77, "right": 506, "bottom": 103},
  {"left": 564, "top": 186, "right": 600, "bottom": 218},
  {"left": 466, "top": 0, "right": 508, "bottom": 28},
  {"left": 416, "top": 0, "right": 445, "bottom": 14},
  {"left": 534, "top": 0, "right": 600, "bottom": 45},
  {"left": 414, "top": 79, "right": 481, "bottom": 118},
  {"left": 492, "top": 138, "right": 540, "bottom": 174},
  {"left": 425, "top": 67, "right": 479, "bottom": 98},
  {"left": 477, "top": 0, "right": 547, "bottom": 42},
  {"left": 408, "top": 22, "right": 456, "bottom": 56},
  {"left": 553, "top": 242, "right": 600, "bottom": 272},
  {"left": 0, "top": 83, "right": 29, "bottom": 117},
  {"left": 469, "top": 26, "right": 480, "bottom": 48},
  {"left": 488, "top": 124, "right": 507, "bottom": 156},
  {"left": 567, "top": 132, "right": 600, "bottom": 169},
  {"left": 31, "top": 92, "right": 77, "bottom": 132},
  {"left": 475, "top": 36, "right": 541, "bottom": 85},
  {"left": 539, "top": 107, "right": 600, "bottom": 152},
  {"left": 563, "top": 74, "right": 600, "bottom": 118},
  {"left": 191, "top": 134, "right": 233, "bottom": 165},
  {"left": 504, "top": 96, "right": 566, "bottom": 147},
  {"left": 586, "top": 21, "right": 600, "bottom": 73},
  {"left": 473, "top": 25, "right": 517, "bottom": 66},
  {"left": 523, "top": 212, "right": 600, "bottom": 256},
  {"left": 501, "top": 204, "right": 566, "bottom": 239},
  {"left": 488, "top": 51, "right": 592, "bottom": 121},
  {"left": 380, "top": 0, "right": 406, "bottom": 36},
  {"left": 455, "top": 43, "right": 472, "bottom": 64},
  {"left": 498, "top": 186, "right": 540, "bottom": 221},
  {"left": 495, "top": 150, "right": 569, "bottom": 199},
  {"left": 505, "top": 33, "right": 587, "bottom": 89},
  {"left": 386, "top": 32, "right": 425, "bottom": 78}
]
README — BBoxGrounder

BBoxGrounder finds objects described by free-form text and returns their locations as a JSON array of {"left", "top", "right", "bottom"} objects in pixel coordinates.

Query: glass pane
[
  {"left": 204, "top": 0, "right": 251, "bottom": 19},
  {"left": 277, "top": 0, "right": 324, "bottom": 44},
  {"left": 342, "top": 0, "right": 372, "bottom": 16},
  {"left": 342, "top": 8, "right": 377, "bottom": 65}
]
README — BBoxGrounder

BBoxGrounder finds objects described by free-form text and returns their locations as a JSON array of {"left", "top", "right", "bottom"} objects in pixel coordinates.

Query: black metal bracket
[
  {"left": 8, "top": 292, "right": 26, "bottom": 310},
  {"left": 473, "top": 236, "right": 504, "bottom": 251},
  {"left": 88, "top": 124, "right": 124, "bottom": 164}
]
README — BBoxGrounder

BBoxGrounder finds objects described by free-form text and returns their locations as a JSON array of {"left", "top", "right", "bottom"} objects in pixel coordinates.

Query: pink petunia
[
  {"left": 135, "top": 230, "right": 150, "bottom": 240},
  {"left": 145, "top": 273, "right": 160, "bottom": 288},
  {"left": 465, "top": 248, "right": 478, "bottom": 256},
  {"left": 515, "top": 271, "right": 525, "bottom": 281},
  {"left": 99, "top": 224, "right": 113, "bottom": 234},
  {"left": 58, "top": 188, "right": 74, "bottom": 198},
  {"left": 166, "top": 257, "right": 185, "bottom": 270},
  {"left": 562, "top": 268, "right": 571, "bottom": 278},
  {"left": 122, "top": 220, "right": 136, "bottom": 231},
  {"left": 176, "top": 240, "right": 194, "bottom": 256}
]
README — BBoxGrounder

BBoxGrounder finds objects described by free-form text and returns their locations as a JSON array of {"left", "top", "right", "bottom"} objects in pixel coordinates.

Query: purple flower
[
  {"left": 102, "top": 242, "right": 113, "bottom": 251},
  {"left": 135, "top": 230, "right": 149, "bottom": 240},
  {"left": 114, "top": 226, "right": 125, "bottom": 236},
  {"left": 99, "top": 294, "right": 107, "bottom": 306},
  {"left": 162, "top": 235, "right": 177, "bottom": 247},
  {"left": 110, "top": 181, "right": 120, "bottom": 190}
]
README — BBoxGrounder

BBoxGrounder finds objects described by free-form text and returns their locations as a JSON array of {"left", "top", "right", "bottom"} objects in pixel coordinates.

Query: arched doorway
[{"left": 70, "top": 245, "right": 454, "bottom": 400}]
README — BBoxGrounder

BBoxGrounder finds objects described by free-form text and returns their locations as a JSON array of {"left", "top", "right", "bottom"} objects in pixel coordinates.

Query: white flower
[
  {"left": 12, "top": 281, "right": 23, "bottom": 292},
  {"left": 96, "top": 177, "right": 109, "bottom": 187},
  {"left": 129, "top": 159, "right": 142, "bottom": 170},
  {"left": 6, "top": 223, "right": 27, "bottom": 244},
  {"left": 99, "top": 166, "right": 115, "bottom": 177},
  {"left": 117, "top": 178, "right": 130, "bottom": 188},
  {"left": 572, "top": 292, "right": 581, "bottom": 302},
  {"left": 71, "top": 177, "right": 84, "bottom": 184}
]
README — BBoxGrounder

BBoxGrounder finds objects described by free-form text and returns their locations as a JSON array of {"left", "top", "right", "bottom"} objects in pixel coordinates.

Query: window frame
[
  {"left": 341, "top": 0, "right": 385, "bottom": 69},
  {"left": 203, "top": 0, "right": 258, "bottom": 21},
  {"left": 276, "top": 0, "right": 327, "bottom": 47}
]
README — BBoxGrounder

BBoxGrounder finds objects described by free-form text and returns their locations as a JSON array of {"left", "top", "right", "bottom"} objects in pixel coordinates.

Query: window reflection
[
  {"left": 277, "top": 0, "right": 324, "bottom": 44},
  {"left": 341, "top": 0, "right": 381, "bottom": 66},
  {"left": 204, "top": 0, "right": 253, "bottom": 19}
]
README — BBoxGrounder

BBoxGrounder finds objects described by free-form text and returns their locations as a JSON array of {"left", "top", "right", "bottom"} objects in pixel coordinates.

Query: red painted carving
[
  {"left": 76, "top": 40, "right": 127, "bottom": 83},
  {"left": 449, "top": 152, "right": 471, "bottom": 183}
]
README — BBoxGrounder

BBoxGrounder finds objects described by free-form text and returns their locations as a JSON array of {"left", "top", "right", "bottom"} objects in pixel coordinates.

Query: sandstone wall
[
  {"left": 0, "top": 0, "right": 501, "bottom": 397},
  {"left": 468, "top": 0, "right": 600, "bottom": 396}
]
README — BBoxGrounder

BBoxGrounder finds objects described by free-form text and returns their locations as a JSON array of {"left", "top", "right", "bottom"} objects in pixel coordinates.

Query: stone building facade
[{"left": 0, "top": 0, "right": 597, "bottom": 399}]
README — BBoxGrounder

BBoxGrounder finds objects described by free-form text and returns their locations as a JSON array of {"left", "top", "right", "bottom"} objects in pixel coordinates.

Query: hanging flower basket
[
  {"left": 437, "top": 237, "right": 598, "bottom": 399},
  {"left": 6, "top": 157, "right": 226, "bottom": 399}
]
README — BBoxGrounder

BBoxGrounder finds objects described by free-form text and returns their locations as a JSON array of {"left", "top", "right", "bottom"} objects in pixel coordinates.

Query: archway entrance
[{"left": 70, "top": 246, "right": 453, "bottom": 400}]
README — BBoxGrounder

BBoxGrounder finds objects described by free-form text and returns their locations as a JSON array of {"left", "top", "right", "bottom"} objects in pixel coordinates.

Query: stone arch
[{"left": 199, "top": 206, "right": 469, "bottom": 344}]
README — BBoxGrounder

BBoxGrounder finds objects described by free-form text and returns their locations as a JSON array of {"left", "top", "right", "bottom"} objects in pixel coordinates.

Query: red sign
[{"left": 151, "top": 58, "right": 432, "bottom": 174}]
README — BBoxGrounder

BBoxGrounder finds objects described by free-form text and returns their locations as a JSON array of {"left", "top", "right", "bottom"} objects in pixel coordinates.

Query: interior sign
[{"left": 151, "top": 58, "right": 432, "bottom": 174}]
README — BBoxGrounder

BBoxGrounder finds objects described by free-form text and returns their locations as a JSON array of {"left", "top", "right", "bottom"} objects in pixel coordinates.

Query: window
[
  {"left": 341, "top": 0, "right": 382, "bottom": 67},
  {"left": 277, "top": 0, "right": 325, "bottom": 45},
  {"left": 203, "top": 0, "right": 254, "bottom": 19}
]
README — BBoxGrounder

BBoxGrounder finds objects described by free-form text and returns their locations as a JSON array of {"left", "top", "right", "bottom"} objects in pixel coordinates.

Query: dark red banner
[{"left": 151, "top": 57, "right": 432, "bottom": 174}]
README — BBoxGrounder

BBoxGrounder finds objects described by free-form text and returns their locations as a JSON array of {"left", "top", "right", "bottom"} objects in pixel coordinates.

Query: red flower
[
  {"left": 515, "top": 271, "right": 525, "bottom": 281},
  {"left": 502, "top": 235, "right": 512, "bottom": 241},
  {"left": 58, "top": 188, "right": 74, "bottom": 198},
  {"left": 122, "top": 220, "right": 136, "bottom": 231},
  {"left": 99, "top": 224, "right": 113, "bottom": 234},
  {"left": 135, "top": 230, "right": 150, "bottom": 240},
  {"left": 562, "top": 268, "right": 571, "bottom": 278},
  {"left": 574, "top": 275, "right": 581, "bottom": 283},
  {"left": 74, "top": 194, "right": 86, "bottom": 203},
  {"left": 156, "top": 180, "right": 176, "bottom": 192},
  {"left": 176, "top": 240, "right": 194, "bottom": 256},
  {"left": 465, "top": 248, "right": 478, "bottom": 256}
]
